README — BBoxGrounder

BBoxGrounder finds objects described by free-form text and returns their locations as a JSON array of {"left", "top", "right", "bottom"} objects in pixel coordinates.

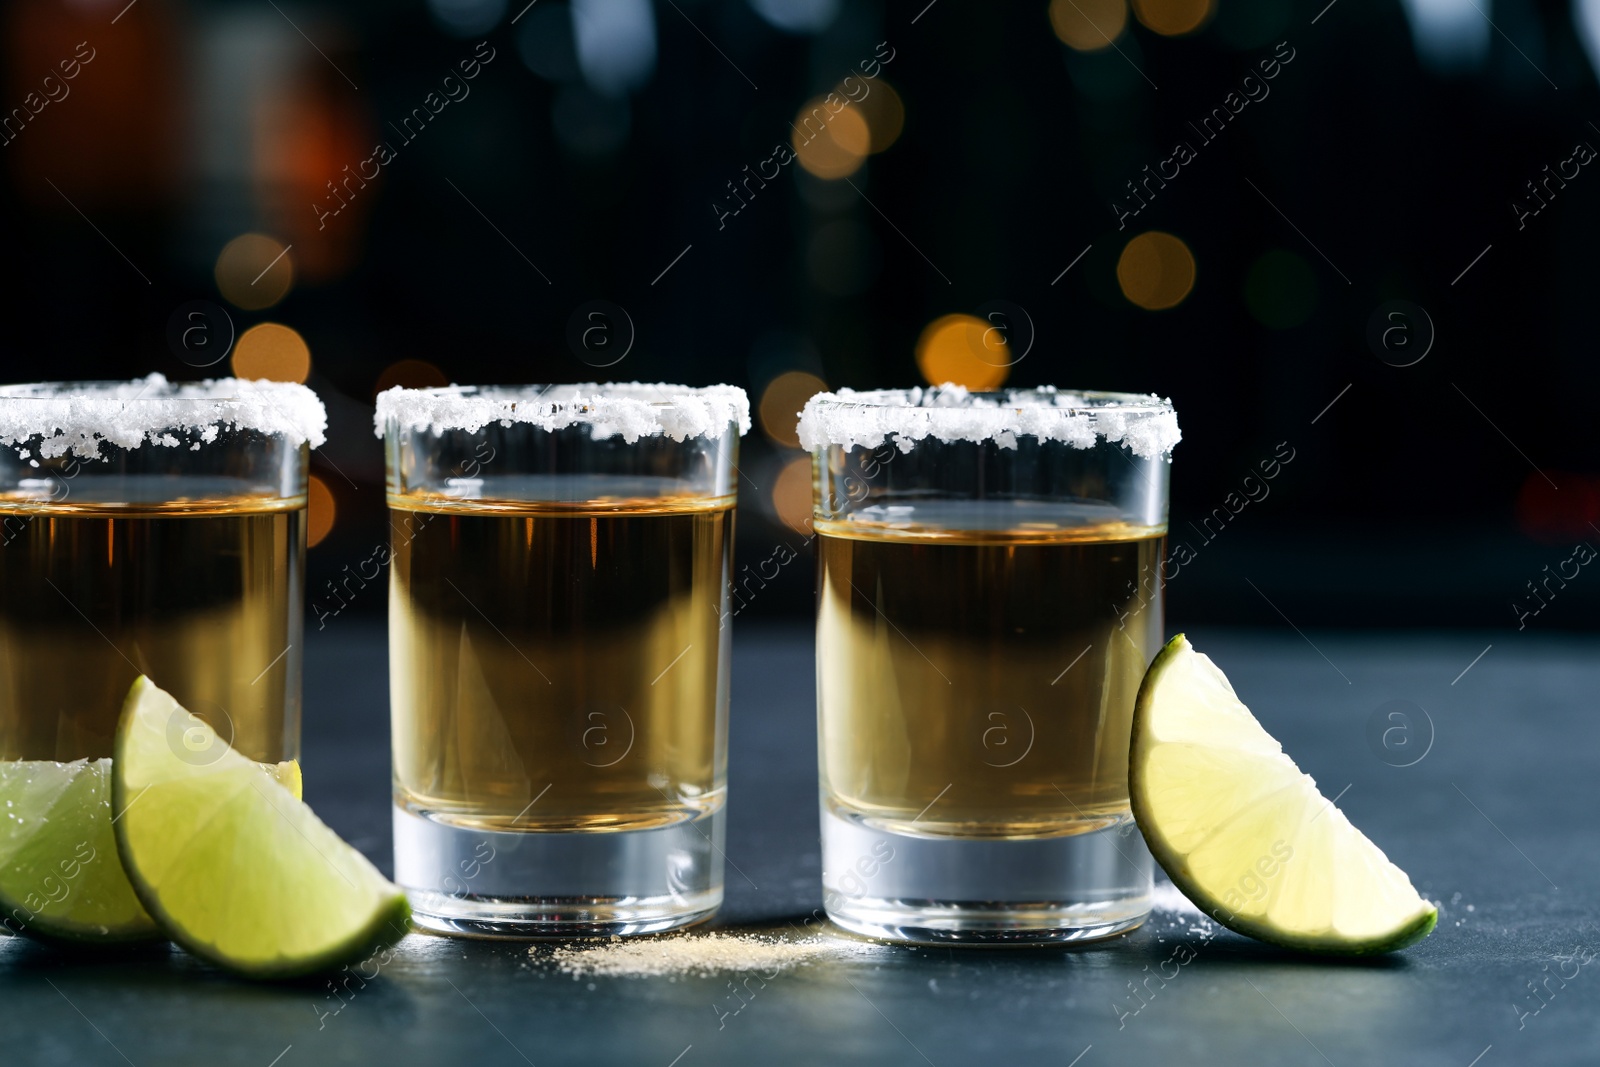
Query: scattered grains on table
[
  {"left": 541, "top": 932, "right": 843, "bottom": 979},
  {"left": 1149, "top": 880, "right": 1202, "bottom": 916}
]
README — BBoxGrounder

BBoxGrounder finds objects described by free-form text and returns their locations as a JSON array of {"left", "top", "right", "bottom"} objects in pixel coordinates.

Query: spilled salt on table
[
  {"left": 541, "top": 932, "right": 841, "bottom": 979},
  {"left": 1149, "top": 880, "right": 1202, "bottom": 917}
]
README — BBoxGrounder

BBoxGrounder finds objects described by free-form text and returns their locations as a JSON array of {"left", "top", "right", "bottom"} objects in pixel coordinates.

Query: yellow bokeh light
[
  {"left": 915, "top": 314, "right": 1011, "bottom": 391},
  {"left": 374, "top": 359, "right": 449, "bottom": 399},
  {"left": 759, "top": 371, "right": 828, "bottom": 450},
  {"left": 215, "top": 234, "right": 294, "bottom": 311},
  {"left": 1132, "top": 0, "right": 1214, "bottom": 36},
  {"left": 772, "top": 456, "right": 814, "bottom": 534},
  {"left": 231, "top": 323, "right": 312, "bottom": 383},
  {"left": 306, "top": 474, "right": 336, "bottom": 549},
  {"left": 1049, "top": 0, "right": 1128, "bottom": 52},
  {"left": 793, "top": 98, "right": 871, "bottom": 180},
  {"left": 853, "top": 80, "right": 905, "bottom": 154},
  {"left": 1117, "top": 231, "right": 1197, "bottom": 311}
]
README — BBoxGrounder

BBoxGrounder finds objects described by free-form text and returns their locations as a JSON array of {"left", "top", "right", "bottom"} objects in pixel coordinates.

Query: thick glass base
[
  {"left": 394, "top": 803, "right": 724, "bottom": 938},
  {"left": 820, "top": 800, "right": 1151, "bottom": 945}
]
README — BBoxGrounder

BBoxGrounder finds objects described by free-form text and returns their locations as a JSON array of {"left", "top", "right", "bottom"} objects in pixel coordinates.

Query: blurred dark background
[{"left": 2, "top": 0, "right": 1596, "bottom": 630}]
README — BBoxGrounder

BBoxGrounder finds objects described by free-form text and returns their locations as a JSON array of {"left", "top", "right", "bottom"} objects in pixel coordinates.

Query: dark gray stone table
[{"left": 4, "top": 622, "right": 1596, "bottom": 1066}]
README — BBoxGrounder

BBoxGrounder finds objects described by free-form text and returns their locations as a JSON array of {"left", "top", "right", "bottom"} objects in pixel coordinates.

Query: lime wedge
[
  {"left": 0, "top": 760, "right": 161, "bottom": 944},
  {"left": 272, "top": 759, "right": 303, "bottom": 801},
  {"left": 113, "top": 677, "right": 408, "bottom": 977},
  {"left": 1130, "top": 635, "right": 1436, "bottom": 955},
  {"left": 0, "top": 757, "right": 305, "bottom": 946}
]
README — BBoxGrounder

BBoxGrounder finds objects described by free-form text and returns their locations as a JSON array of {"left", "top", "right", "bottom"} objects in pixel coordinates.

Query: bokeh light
[
  {"left": 571, "top": 0, "right": 657, "bottom": 97},
  {"left": 1515, "top": 472, "right": 1600, "bottom": 544},
  {"left": 306, "top": 474, "right": 336, "bottom": 549},
  {"left": 215, "top": 234, "right": 293, "bottom": 311},
  {"left": 750, "top": 0, "right": 840, "bottom": 34},
  {"left": 231, "top": 323, "right": 311, "bottom": 383},
  {"left": 1402, "top": 0, "right": 1490, "bottom": 76},
  {"left": 792, "top": 99, "right": 871, "bottom": 180},
  {"left": 759, "top": 371, "right": 828, "bottom": 449},
  {"left": 854, "top": 80, "right": 905, "bottom": 154},
  {"left": 1049, "top": 0, "right": 1128, "bottom": 52},
  {"left": 1132, "top": 0, "right": 1215, "bottom": 36},
  {"left": 915, "top": 314, "right": 1011, "bottom": 391},
  {"left": 518, "top": 3, "right": 580, "bottom": 81},
  {"left": 426, "top": 0, "right": 505, "bottom": 38},
  {"left": 374, "top": 359, "right": 450, "bottom": 399},
  {"left": 1245, "top": 249, "right": 1318, "bottom": 329},
  {"left": 772, "top": 456, "right": 814, "bottom": 533},
  {"left": 1116, "top": 231, "right": 1197, "bottom": 311}
]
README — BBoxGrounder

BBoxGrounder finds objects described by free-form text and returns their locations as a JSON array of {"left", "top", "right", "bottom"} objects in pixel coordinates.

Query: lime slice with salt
[
  {"left": 1130, "top": 635, "right": 1436, "bottom": 955},
  {"left": 113, "top": 677, "right": 408, "bottom": 977}
]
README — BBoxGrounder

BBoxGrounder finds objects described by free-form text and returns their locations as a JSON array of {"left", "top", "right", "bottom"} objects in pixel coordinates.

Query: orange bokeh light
[
  {"left": 215, "top": 234, "right": 294, "bottom": 311},
  {"left": 1116, "top": 231, "right": 1197, "bottom": 311},
  {"left": 772, "top": 456, "right": 814, "bottom": 534},
  {"left": 915, "top": 314, "right": 1011, "bottom": 391},
  {"left": 232, "top": 323, "right": 312, "bottom": 383},
  {"left": 793, "top": 98, "right": 872, "bottom": 180},
  {"left": 855, "top": 80, "right": 905, "bottom": 154},
  {"left": 374, "top": 359, "right": 450, "bottom": 399},
  {"left": 1049, "top": 0, "right": 1129, "bottom": 52},
  {"left": 1132, "top": 0, "right": 1215, "bottom": 36},
  {"left": 306, "top": 474, "right": 336, "bottom": 548},
  {"left": 759, "top": 371, "right": 828, "bottom": 449}
]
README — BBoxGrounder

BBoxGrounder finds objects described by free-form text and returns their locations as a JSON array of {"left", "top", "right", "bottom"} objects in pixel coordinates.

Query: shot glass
[
  {"left": 379, "top": 383, "right": 749, "bottom": 937},
  {"left": 0, "top": 375, "right": 322, "bottom": 770},
  {"left": 799, "top": 385, "right": 1180, "bottom": 944}
]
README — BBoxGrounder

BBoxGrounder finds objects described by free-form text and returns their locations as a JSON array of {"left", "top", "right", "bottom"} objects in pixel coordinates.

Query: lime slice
[
  {"left": 0, "top": 757, "right": 305, "bottom": 946},
  {"left": 113, "top": 677, "right": 408, "bottom": 977},
  {"left": 1130, "top": 635, "right": 1436, "bottom": 955},
  {"left": 0, "top": 760, "right": 161, "bottom": 944},
  {"left": 272, "top": 759, "right": 303, "bottom": 801}
]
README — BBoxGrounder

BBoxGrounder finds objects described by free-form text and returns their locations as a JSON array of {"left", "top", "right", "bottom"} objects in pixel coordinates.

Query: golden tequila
[
  {"left": 0, "top": 482, "right": 304, "bottom": 764},
  {"left": 388, "top": 489, "right": 732, "bottom": 833},
  {"left": 817, "top": 502, "right": 1163, "bottom": 838}
]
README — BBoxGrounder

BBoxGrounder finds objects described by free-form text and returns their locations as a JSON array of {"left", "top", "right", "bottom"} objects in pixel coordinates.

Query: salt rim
[
  {"left": 0, "top": 374, "right": 328, "bottom": 461},
  {"left": 796, "top": 384, "right": 1181, "bottom": 461},
  {"left": 375, "top": 382, "right": 751, "bottom": 444}
]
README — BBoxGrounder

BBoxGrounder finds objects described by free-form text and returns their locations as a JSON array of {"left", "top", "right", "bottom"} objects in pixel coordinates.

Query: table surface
[{"left": 3, "top": 622, "right": 1595, "bottom": 1067}]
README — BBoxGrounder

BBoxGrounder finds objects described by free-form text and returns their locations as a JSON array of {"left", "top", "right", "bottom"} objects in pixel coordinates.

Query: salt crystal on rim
[
  {"left": 797, "top": 384, "right": 1181, "bottom": 461},
  {"left": 0, "top": 374, "right": 328, "bottom": 461},
  {"left": 375, "top": 383, "right": 751, "bottom": 444}
]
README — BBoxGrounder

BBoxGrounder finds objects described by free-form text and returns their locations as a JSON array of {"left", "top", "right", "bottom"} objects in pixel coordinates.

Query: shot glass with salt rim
[
  {"left": 379, "top": 382, "right": 749, "bottom": 937},
  {"left": 799, "top": 385, "right": 1180, "bottom": 944},
  {"left": 0, "top": 374, "right": 324, "bottom": 937}
]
